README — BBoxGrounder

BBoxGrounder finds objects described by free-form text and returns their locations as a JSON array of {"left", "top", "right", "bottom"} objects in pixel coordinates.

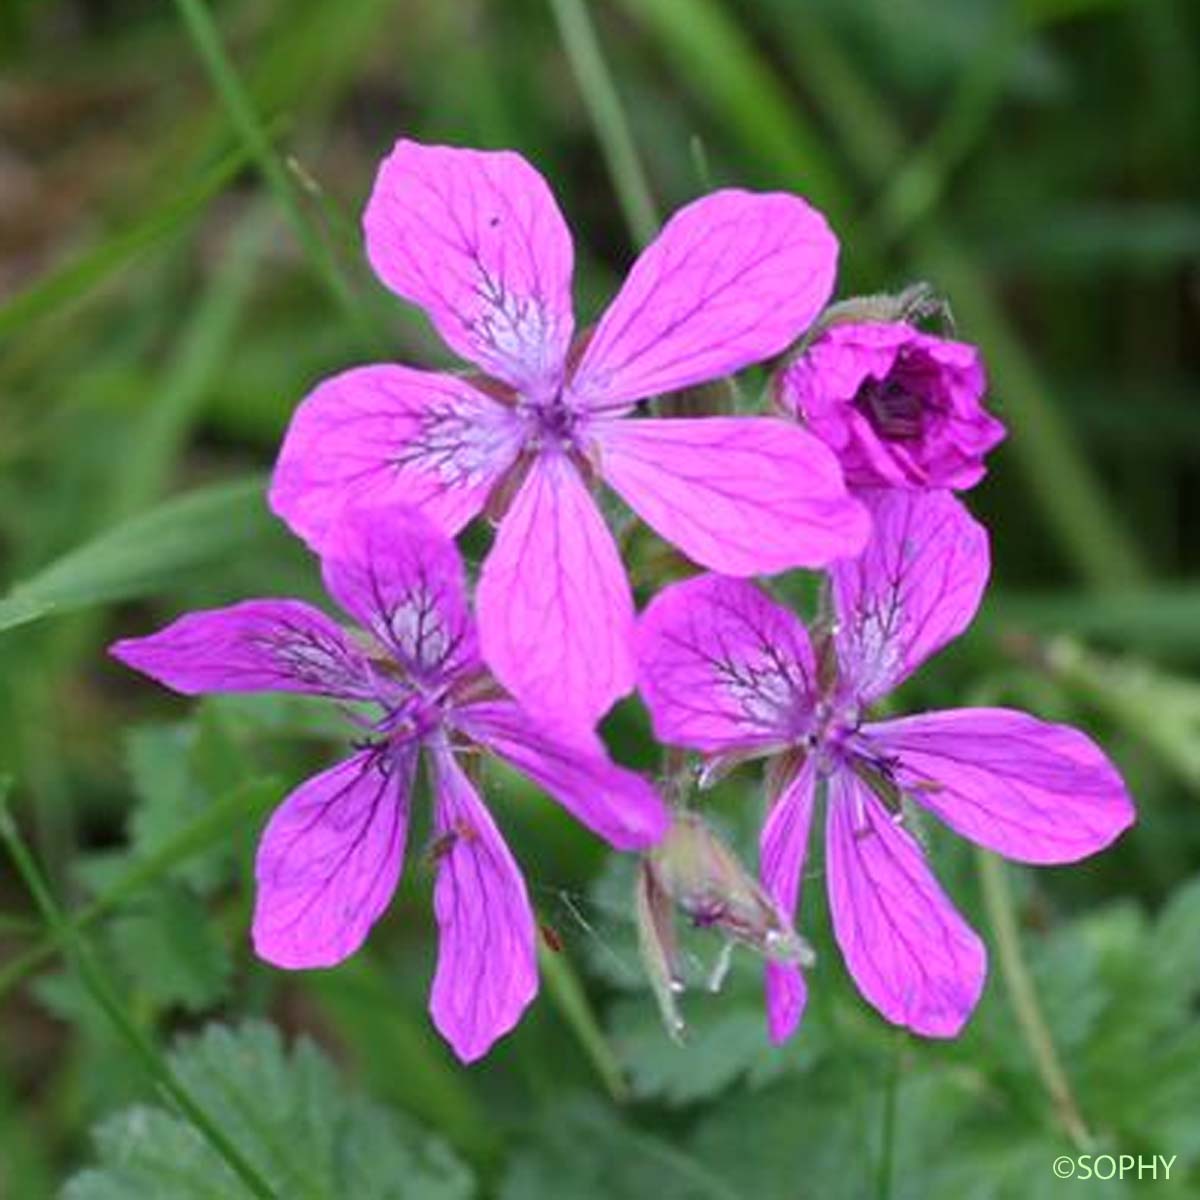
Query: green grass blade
[
  {"left": 0, "top": 476, "right": 273, "bottom": 635},
  {"left": 616, "top": 0, "right": 851, "bottom": 226},
  {"left": 0, "top": 143, "right": 253, "bottom": 339},
  {"left": 870, "top": 7, "right": 1024, "bottom": 246},
  {"left": 110, "top": 211, "right": 270, "bottom": 519},
  {"left": 987, "top": 584, "right": 1200, "bottom": 653},
  {"left": 170, "top": 0, "right": 384, "bottom": 353},
  {"left": 548, "top": 0, "right": 660, "bottom": 247}
]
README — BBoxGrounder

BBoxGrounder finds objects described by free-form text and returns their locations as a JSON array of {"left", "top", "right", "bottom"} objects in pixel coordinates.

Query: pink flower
[
  {"left": 110, "top": 505, "right": 666, "bottom": 1063},
  {"left": 777, "top": 321, "right": 1006, "bottom": 490},
  {"left": 270, "top": 140, "right": 869, "bottom": 731},
  {"left": 636, "top": 488, "right": 1133, "bottom": 1042}
]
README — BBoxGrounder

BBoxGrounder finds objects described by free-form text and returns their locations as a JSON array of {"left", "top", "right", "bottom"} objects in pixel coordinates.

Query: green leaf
[
  {"left": 122, "top": 721, "right": 235, "bottom": 894},
  {"left": 64, "top": 1021, "right": 476, "bottom": 1200},
  {"left": 107, "top": 885, "right": 232, "bottom": 1013},
  {"left": 0, "top": 476, "right": 273, "bottom": 635},
  {"left": 607, "top": 988, "right": 821, "bottom": 1106}
]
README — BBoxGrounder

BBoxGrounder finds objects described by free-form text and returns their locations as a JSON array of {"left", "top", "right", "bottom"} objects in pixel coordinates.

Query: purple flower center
[
  {"left": 374, "top": 691, "right": 443, "bottom": 745},
  {"left": 855, "top": 374, "right": 925, "bottom": 442},
  {"left": 525, "top": 397, "right": 581, "bottom": 450},
  {"left": 803, "top": 696, "right": 864, "bottom": 773}
]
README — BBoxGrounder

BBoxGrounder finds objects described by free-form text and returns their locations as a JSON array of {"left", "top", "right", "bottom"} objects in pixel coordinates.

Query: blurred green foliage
[{"left": 1, "top": 0, "right": 1197, "bottom": 1196}]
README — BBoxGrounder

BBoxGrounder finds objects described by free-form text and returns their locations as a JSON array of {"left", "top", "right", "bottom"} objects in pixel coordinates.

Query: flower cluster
[{"left": 111, "top": 139, "right": 1134, "bottom": 1061}]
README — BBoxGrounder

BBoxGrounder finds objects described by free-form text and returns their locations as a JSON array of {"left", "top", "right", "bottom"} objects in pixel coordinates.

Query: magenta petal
[
  {"left": 252, "top": 749, "right": 412, "bottom": 969},
  {"left": 866, "top": 708, "right": 1135, "bottom": 864},
  {"left": 760, "top": 760, "right": 816, "bottom": 1044},
  {"left": 825, "top": 769, "right": 986, "bottom": 1037},
  {"left": 569, "top": 190, "right": 837, "bottom": 410},
  {"left": 364, "top": 140, "right": 574, "bottom": 393},
  {"left": 477, "top": 452, "right": 635, "bottom": 730},
  {"left": 597, "top": 416, "right": 868, "bottom": 573},
  {"left": 636, "top": 574, "right": 817, "bottom": 753},
  {"left": 832, "top": 489, "right": 989, "bottom": 702},
  {"left": 428, "top": 747, "right": 538, "bottom": 1063},
  {"left": 110, "top": 599, "right": 372, "bottom": 700},
  {"left": 454, "top": 700, "right": 668, "bottom": 851},
  {"left": 270, "top": 365, "right": 522, "bottom": 552},
  {"left": 320, "top": 504, "right": 480, "bottom": 685}
]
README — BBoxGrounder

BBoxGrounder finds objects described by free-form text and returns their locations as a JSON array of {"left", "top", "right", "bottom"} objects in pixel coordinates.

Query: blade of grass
[
  {"left": 0, "top": 475, "right": 273, "bottom": 636},
  {"left": 986, "top": 584, "right": 1200, "bottom": 654},
  {"left": 616, "top": 0, "right": 852, "bottom": 228},
  {"left": 170, "top": 0, "right": 384, "bottom": 354},
  {"left": 0, "top": 142, "right": 256, "bottom": 340},
  {"left": 869, "top": 4, "right": 1024, "bottom": 247},
  {"left": 0, "top": 782, "right": 279, "bottom": 1199},
  {"left": 548, "top": 0, "right": 660, "bottom": 247},
  {"left": 110, "top": 210, "right": 270, "bottom": 518},
  {"left": 0, "top": 777, "right": 281, "bottom": 1001}
]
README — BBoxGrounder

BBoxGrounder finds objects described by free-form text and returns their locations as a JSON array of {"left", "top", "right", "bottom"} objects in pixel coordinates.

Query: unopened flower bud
[{"left": 635, "top": 810, "right": 814, "bottom": 1042}]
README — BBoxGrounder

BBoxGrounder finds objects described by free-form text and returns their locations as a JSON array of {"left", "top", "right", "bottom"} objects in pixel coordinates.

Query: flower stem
[
  {"left": 0, "top": 777, "right": 280, "bottom": 1001},
  {"left": 875, "top": 1029, "right": 904, "bottom": 1200},
  {"left": 0, "top": 784, "right": 279, "bottom": 1199},
  {"left": 538, "top": 930, "right": 630, "bottom": 1103},
  {"left": 548, "top": 0, "right": 661, "bottom": 248},
  {"left": 974, "top": 849, "right": 1092, "bottom": 1148}
]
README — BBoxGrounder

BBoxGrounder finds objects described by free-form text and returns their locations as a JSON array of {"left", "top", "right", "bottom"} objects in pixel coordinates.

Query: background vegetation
[{"left": 1, "top": 0, "right": 1197, "bottom": 1196}]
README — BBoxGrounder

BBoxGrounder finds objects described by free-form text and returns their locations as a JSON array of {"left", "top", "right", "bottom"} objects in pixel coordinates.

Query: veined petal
[
  {"left": 760, "top": 760, "right": 817, "bottom": 1044},
  {"left": 252, "top": 748, "right": 413, "bottom": 969},
  {"left": 865, "top": 708, "right": 1135, "bottom": 864},
  {"left": 320, "top": 503, "right": 480, "bottom": 686},
  {"left": 270, "top": 365, "right": 523, "bottom": 551},
  {"left": 454, "top": 700, "right": 668, "bottom": 850},
  {"left": 596, "top": 416, "right": 868, "bottom": 573},
  {"left": 477, "top": 452, "right": 635, "bottom": 730},
  {"left": 825, "top": 769, "right": 986, "bottom": 1038},
  {"left": 110, "top": 599, "right": 372, "bottom": 701},
  {"left": 569, "top": 190, "right": 837, "bottom": 410},
  {"left": 364, "top": 140, "right": 575, "bottom": 393},
  {"left": 429, "top": 747, "right": 537, "bottom": 1063},
  {"left": 636, "top": 574, "right": 818, "bottom": 753},
  {"left": 831, "top": 489, "right": 989, "bottom": 702}
]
